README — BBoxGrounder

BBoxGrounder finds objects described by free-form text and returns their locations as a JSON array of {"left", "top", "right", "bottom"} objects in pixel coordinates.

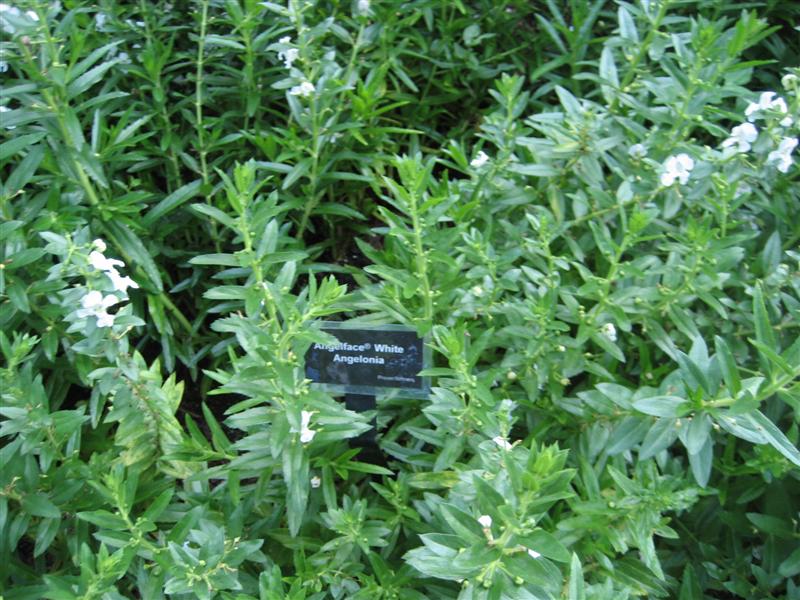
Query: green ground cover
[{"left": 1, "top": 0, "right": 799, "bottom": 598}]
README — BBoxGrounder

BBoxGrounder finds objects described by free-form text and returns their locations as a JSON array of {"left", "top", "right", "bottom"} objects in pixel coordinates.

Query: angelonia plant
[{"left": 1, "top": 1, "right": 799, "bottom": 599}]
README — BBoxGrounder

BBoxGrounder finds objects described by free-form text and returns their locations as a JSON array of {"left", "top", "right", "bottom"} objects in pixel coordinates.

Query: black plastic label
[{"left": 305, "top": 323, "right": 429, "bottom": 397}]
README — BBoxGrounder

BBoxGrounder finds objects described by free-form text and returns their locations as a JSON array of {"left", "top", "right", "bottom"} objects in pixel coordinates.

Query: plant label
[{"left": 305, "top": 322, "right": 430, "bottom": 398}]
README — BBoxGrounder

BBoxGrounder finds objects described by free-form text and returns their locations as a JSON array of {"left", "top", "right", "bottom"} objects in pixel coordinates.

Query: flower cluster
[
  {"left": 77, "top": 239, "right": 139, "bottom": 328},
  {"left": 720, "top": 90, "right": 798, "bottom": 172},
  {"left": 0, "top": 3, "right": 38, "bottom": 35},
  {"left": 745, "top": 91, "right": 792, "bottom": 127}
]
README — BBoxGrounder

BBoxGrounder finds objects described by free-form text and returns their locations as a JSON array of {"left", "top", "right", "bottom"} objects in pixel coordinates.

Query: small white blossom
[
  {"left": 492, "top": 436, "right": 513, "bottom": 451},
  {"left": 88, "top": 250, "right": 124, "bottom": 273},
  {"left": 299, "top": 410, "right": 316, "bottom": 443},
  {"left": 92, "top": 238, "right": 107, "bottom": 252},
  {"left": 94, "top": 12, "right": 107, "bottom": 29},
  {"left": 478, "top": 515, "right": 492, "bottom": 528},
  {"left": 721, "top": 123, "right": 758, "bottom": 154},
  {"left": 310, "top": 476, "right": 321, "bottom": 488},
  {"left": 660, "top": 153, "right": 694, "bottom": 186},
  {"left": 24, "top": 9, "right": 37, "bottom": 21},
  {"left": 357, "top": 0, "right": 370, "bottom": 15},
  {"left": 0, "top": 61, "right": 8, "bottom": 73},
  {"left": 289, "top": 81, "right": 315, "bottom": 97},
  {"left": 601, "top": 322, "right": 617, "bottom": 342},
  {"left": 780, "top": 116, "right": 793, "bottom": 128},
  {"left": 767, "top": 137, "right": 798, "bottom": 173},
  {"left": 470, "top": 150, "right": 489, "bottom": 168},
  {"left": 277, "top": 37, "right": 299, "bottom": 70},
  {"left": 782, "top": 73, "right": 798, "bottom": 89},
  {"left": 471, "top": 285, "right": 483, "bottom": 297},
  {"left": 745, "top": 92, "right": 789, "bottom": 122},
  {"left": 76, "top": 290, "right": 120, "bottom": 328},
  {"left": 628, "top": 143, "right": 647, "bottom": 159},
  {"left": 527, "top": 548, "right": 542, "bottom": 559},
  {"left": 106, "top": 269, "right": 139, "bottom": 294}
]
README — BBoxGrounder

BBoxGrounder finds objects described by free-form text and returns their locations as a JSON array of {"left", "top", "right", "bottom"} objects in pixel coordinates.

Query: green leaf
[
  {"left": 568, "top": 553, "right": 585, "bottom": 600},
  {"left": 519, "top": 529, "right": 570, "bottom": 563},
  {"left": 189, "top": 203, "right": 238, "bottom": 230},
  {"left": 21, "top": 494, "right": 61, "bottom": 519},
  {"left": 779, "top": 546, "right": 800, "bottom": 577},
  {"left": 5, "top": 248, "right": 46, "bottom": 271},
  {"left": 688, "top": 437, "right": 713, "bottom": 487},
  {"left": 752, "top": 282, "right": 776, "bottom": 353},
  {"left": 77, "top": 510, "right": 128, "bottom": 530},
  {"left": 714, "top": 336, "right": 741, "bottom": 396},
  {"left": 0, "top": 133, "right": 46, "bottom": 160},
  {"left": 104, "top": 221, "right": 163, "bottom": 291},
  {"left": 5, "top": 145, "right": 44, "bottom": 195},
  {"left": 507, "top": 163, "right": 558, "bottom": 177},
  {"left": 189, "top": 253, "right": 239, "bottom": 267},
  {"left": 143, "top": 180, "right": 203, "bottom": 226},
  {"left": 745, "top": 410, "right": 800, "bottom": 467},
  {"left": 283, "top": 440, "right": 309, "bottom": 537},
  {"left": 66, "top": 58, "right": 122, "bottom": 98},
  {"left": 141, "top": 489, "right": 174, "bottom": 523},
  {"left": 632, "top": 395, "right": 688, "bottom": 418}
]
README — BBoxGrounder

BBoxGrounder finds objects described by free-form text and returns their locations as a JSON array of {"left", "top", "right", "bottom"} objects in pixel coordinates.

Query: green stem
[
  {"left": 609, "top": 1, "right": 669, "bottom": 113},
  {"left": 409, "top": 190, "right": 433, "bottom": 324}
]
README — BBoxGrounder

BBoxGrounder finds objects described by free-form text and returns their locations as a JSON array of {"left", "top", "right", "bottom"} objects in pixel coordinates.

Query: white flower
[
  {"left": 106, "top": 269, "right": 139, "bottom": 294},
  {"left": 92, "top": 238, "right": 107, "bottom": 252},
  {"left": 76, "top": 290, "right": 120, "bottom": 327},
  {"left": 277, "top": 37, "right": 299, "bottom": 70},
  {"left": 660, "top": 153, "right": 694, "bottom": 186},
  {"left": 601, "top": 322, "right": 617, "bottom": 342},
  {"left": 357, "top": 0, "right": 370, "bottom": 15},
  {"left": 721, "top": 123, "right": 758, "bottom": 154},
  {"left": 492, "top": 436, "right": 513, "bottom": 451},
  {"left": 282, "top": 47, "right": 298, "bottom": 69},
  {"left": 95, "top": 12, "right": 107, "bottom": 30},
  {"left": 310, "top": 476, "right": 321, "bottom": 488},
  {"left": 782, "top": 73, "right": 798, "bottom": 89},
  {"left": 25, "top": 9, "right": 37, "bottom": 21},
  {"left": 471, "top": 285, "right": 483, "bottom": 297},
  {"left": 0, "top": 61, "right": 8, "bottom": 73},
  {"left": 767, "top": 137, "right": 798, "bottom": 173},
  {"left": 470, "top": 150, "right": 489, "bottom": 168},
  {"left": 745, "top": 91, "right": 789, "bottom": 122},
  {"left": 527, "top": 548, "right": 542, "bottom": 559},
  {"left": 289, "top": 81, "right": 315, "bottom": 97},
  {"left": 299, "top": 410, "right": 316, "bottom": 443},
  {"left": 780, "top": 116, "right": 793, "bottom": 128},
  {"left": 478, "top": 515, "right": 492, "bottom": 528},
  {"left": 628, "top": 143, "right": 647, "bottom": 159},
  {"left": 88, "top": 250, "right": 124, "bottom": 273}
]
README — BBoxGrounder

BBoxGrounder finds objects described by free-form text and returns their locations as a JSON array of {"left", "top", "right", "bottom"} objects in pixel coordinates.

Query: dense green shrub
[{"left": 1, "top": 0, "right": 799, "bottom": 598}]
